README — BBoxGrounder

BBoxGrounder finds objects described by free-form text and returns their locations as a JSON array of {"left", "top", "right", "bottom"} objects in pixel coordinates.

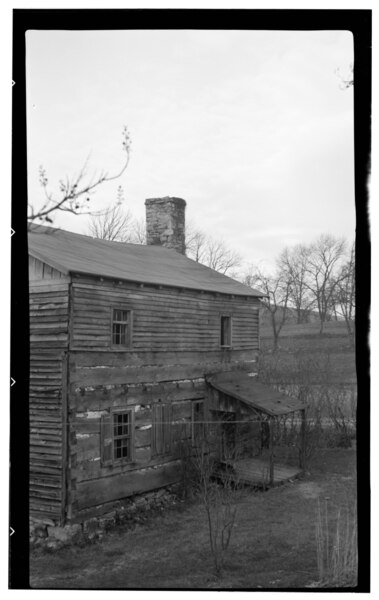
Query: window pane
[
  {"left": 122, "top": 413, "right": 129, "bottom": 436},
  {"left": 113, "top": 322, "right": 128, "bottom": 345},
  {"left": 114, "top": 438, "right": 122, "bottom": 459},
  {"left": 121, "top": 441, "right": 129, "bottom": 458},
  {"left": 113, "top": 309, "right": 129, "bottom": 323},
  {"left": 114, "top": 436, "right": 130, "bottom": 459}
]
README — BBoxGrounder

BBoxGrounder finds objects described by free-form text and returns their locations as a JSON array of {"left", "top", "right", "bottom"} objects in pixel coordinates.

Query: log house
[{"left": 29, "top": 197, "right": 304, "bottom": 525}]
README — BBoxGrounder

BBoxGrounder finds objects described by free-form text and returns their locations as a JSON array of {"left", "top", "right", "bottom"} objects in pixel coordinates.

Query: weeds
[{"left": 315, "top": 499, "right": 357, "bottom": 587}]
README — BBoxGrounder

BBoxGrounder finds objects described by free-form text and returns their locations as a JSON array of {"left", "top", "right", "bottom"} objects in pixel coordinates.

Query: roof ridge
[{"left": 28, "top": 225, "right": 264, "bottom": 297}]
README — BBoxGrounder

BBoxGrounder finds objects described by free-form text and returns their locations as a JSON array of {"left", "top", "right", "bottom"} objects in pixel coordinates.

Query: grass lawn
[
  {"left": 260, "top": 319, "right": 351, "bottom": 340},
  {"left": 30, "top": 448, "right": 356, "bottom": 590}
]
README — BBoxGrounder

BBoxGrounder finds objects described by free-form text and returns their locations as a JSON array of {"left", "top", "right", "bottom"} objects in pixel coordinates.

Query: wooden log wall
[
  {"left": 68, "top": 276, "right": 261, "bottom": 518},
  {"left": 29, "top": 280, "right": 70, "bottom": 523}
]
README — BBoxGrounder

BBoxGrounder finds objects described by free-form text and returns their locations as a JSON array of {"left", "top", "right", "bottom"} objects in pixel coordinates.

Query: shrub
[
  {"left": 189, "top": 429, "right": 243, "bottom": 576},
  {"left": 258, "top": 351, "right": 357, "bottom": 463}
]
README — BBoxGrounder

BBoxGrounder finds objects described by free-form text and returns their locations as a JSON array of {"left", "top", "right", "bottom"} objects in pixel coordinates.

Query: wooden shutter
[
  {"left": 100, "top": 413, "right": 113, "bottom": 465},
  {"left": 152, "top": 403, "right": 172, "bottom": 456},
  {"left": 163, "top": 404, "right": 172, "bottom": 454}
]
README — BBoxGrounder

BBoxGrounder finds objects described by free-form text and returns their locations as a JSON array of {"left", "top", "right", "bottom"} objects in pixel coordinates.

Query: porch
[
  {"left": 217, "top": 456, "right": 303, "bottom": 488},
  {"left": 206, "top": 371, "right": 307, "bottom": 487}
]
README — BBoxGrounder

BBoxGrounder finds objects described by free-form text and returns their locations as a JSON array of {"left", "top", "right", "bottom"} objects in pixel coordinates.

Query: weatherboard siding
[
  {"left": 29, "top": 255, "right": 66, "bottom": 280},
  {"left": 70, "top": 277, "right": 260, "bottom": 352},
  {"left": 67, "top": 276, "right": 260, "bottom": 517},
  {"left": 29, "top": 280, "right": 70, "bottom": 523}
]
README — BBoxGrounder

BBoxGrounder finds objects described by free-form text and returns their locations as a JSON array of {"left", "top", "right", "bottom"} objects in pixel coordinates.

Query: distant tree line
[{"left": 242, "top": 235, "right": 355, "bottom": 349}]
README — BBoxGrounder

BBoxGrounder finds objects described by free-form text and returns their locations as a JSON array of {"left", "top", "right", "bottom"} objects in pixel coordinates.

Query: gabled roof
[
  {"left": 28, "top": 225, "right": 264, "bottom": 297},
  {"left": 207, "top": 372, "right": 306, "bottom": 415}
]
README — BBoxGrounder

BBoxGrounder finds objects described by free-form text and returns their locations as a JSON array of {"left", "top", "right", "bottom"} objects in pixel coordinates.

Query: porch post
[
  {"left": 269, "top": 417, "right": 274, "bottom": 485},
  {"left": 300, "top": 408, "right": 306, "bottom": 470}
]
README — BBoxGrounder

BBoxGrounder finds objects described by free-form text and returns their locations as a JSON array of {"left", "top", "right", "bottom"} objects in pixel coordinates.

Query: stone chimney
[{"left": 145, "top": 196, "right": 186, "bottom": 254}]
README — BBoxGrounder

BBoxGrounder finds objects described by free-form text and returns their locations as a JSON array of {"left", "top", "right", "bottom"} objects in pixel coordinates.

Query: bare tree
[
  {"left": 278, "top": 244, "right": 316, "bottom": 324},
  {"left": 129, "top": 216, "right": 147, "bottom": 245},
  {"left": 206, "top": 238, "right": 242, "bottom": 275},
  {"left": 28, "top": 126, "right": 131, "bottom": 225},
  {"left": 302, "top": 235, "right": 347, "bottom": 335},
  {"left": 244, "top": 266, "right": 291, "bottom": 351},
  {"left": 330, "top": 242, "right": 355, "bottom": 345},
  {"left": 185, "top": 222, "right": 207, "bottom": 263},
  {"left": 88, "top": 188, "right": 134, "bottom": 242},
  {"left": 88, "top": 201, "right": 147, "bottom": 245},
  {"left": 185, "top": 223, "right": 241, "bottom": 275}
]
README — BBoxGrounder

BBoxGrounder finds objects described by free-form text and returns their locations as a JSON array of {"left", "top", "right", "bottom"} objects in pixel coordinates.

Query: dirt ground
[{"left": 30, "top": 447, "right": 357, "bottom": 590}]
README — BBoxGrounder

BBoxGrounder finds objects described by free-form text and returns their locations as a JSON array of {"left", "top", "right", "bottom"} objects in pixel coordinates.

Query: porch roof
[{"left": 207, "top": 372, "right": 306, "bottom": 416}]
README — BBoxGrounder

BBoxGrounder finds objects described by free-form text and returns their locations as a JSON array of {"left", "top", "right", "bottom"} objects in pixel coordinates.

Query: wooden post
[
  {"left": 300, "top": 408, "right": 306, "bottom": 470},
  {"left": 269, "top": 417, "right": 274, "bottom": 485}
]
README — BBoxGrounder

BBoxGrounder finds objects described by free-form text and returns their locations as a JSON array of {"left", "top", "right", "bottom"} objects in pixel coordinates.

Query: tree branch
[{"left": 28, "top": 126, "right": 132, "bottom": 225}]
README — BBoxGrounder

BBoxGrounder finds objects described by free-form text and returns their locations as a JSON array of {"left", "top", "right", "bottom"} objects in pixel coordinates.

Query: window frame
[
  {"left": 220, "top": 314, "right": 232, "bottom": 348},
  {"left": 110, "top": 307, "right": 133, "bottom": 348},
  {"left": 101, "top": 407, "right": 135, "bottom": 466}
]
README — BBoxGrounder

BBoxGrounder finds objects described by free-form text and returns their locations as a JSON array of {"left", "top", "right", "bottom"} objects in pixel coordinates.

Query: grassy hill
[{"left": 259, "top": 320, "right": 356, "bottom": 386}]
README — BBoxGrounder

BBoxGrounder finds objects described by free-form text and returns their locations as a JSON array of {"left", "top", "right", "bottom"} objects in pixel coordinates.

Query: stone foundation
[{"left": 30, "top": 484, "right": 182, "bottom": 550}]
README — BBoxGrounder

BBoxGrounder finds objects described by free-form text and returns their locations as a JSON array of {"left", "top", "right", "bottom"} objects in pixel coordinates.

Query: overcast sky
[{"left": 26, "top": 29, "right": 354, "bottom": 271}]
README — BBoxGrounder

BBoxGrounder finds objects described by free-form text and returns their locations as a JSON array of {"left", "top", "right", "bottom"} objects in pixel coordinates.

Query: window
[
  {"left": 101, "top": 409, "right": 134, "bottom": 465},
  {"left": 220, "top": 315, "right": 232, "bottom": 347},
  {"left": 113, "top": 412, "right": 132, "bottom": 460},
  {"left": 112, "top": 308, "right": 132, "bottom": 346}
]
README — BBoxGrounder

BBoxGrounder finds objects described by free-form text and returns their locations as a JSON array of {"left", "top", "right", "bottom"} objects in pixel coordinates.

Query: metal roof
[
  {"left": 28, "top": 225, "right": 264, "bottom": 297},
  {"left": 207, "top": 372, "right": 306, "bottom": 415}
]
